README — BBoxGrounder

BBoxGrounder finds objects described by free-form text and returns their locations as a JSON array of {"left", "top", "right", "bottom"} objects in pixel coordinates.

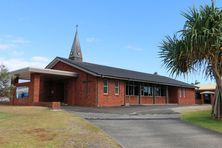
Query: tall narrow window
[
  {"left": 103, "top": 80, "right": 108, "bottom": 95},
  {"left": 183, "top": 88, "right": 186, "bottom": 98},
  {"left": 179, "top": 88, "right": 182, "bottom": 98},
  {"left": 160, "top": 86, "right": 166, "bottom": 96},
  {"left": 155, "top": 86, "right": 161, "bottom": 96},
  {"left": 114, "top": 80, "right": 119, "bottom": 95}
]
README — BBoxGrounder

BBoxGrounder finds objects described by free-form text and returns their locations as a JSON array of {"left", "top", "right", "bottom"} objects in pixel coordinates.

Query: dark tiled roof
[{"left": 50, "top": 57, "right": 195, "bottom": 88}]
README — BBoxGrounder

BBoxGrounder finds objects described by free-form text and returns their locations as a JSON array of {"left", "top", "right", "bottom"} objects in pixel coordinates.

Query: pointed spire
[{"left": 69, "top": 25, "right": 83, "bottom": 62}]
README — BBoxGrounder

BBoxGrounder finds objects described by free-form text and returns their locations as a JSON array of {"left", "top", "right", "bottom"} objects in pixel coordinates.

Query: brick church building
[{"left": 11, "top": 29, "right": 196, "bottom": 107}]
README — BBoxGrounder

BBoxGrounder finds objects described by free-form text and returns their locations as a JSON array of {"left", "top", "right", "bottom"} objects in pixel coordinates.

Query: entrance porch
[{"left": 10, "top": 67, "right": 77, "bottom": 109}]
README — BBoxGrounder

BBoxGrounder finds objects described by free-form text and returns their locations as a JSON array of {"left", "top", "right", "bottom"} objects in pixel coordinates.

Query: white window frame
[
  {"left": 183, "top": 88, "right": 186, "bottom": 98},
  {"left": 114, "top": 80, "right": 119, "bottom": 95},
  {"left": 103, "top": 80, "right": 109, "bottom": 95},
  {"left": 179, "top": 88, "right": 182, "bottom": 98}
]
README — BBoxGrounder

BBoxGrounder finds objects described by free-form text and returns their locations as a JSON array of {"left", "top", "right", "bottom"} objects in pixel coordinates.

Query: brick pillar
[
  {"left": 166, "top": 86, "right": 169, "bottom": 104},
  {"left": 177, "top": 88, "right": 180, "bottom": 104},
  {"left": 31, "top": 73, "right": 40, "bottom": 103},
  {"left": 201, "top": 94, "right": 204, "bottom": 104},
  {"left": 11, "top": 77, "right": 19, "bottom": 105},
  {"left": 211, "top": 94, "right": 214, "bottom": 105}
]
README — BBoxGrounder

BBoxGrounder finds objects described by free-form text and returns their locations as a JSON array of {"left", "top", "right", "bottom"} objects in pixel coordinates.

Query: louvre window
[
  {"left": 141, "top": 85, "right": 153, "bottom": 96},
  {"left": 155, "top": 86, "right": 166, "bottom": 96},
  {"left": 103, "top": 80, "right": 108, "bottom": 94},
  {"left": 125, "top": 82, "right": 140, "bottom": 96},
  {"left": 114, "top": 80, "right": 119, "bottom": 95}
]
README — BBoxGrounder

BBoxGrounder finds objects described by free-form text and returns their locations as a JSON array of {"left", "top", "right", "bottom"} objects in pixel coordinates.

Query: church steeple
[{"left": 69, "top": 25, "right": 83, "bottom": 62}]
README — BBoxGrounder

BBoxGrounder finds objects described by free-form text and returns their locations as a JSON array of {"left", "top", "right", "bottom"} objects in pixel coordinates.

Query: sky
[{"left": 0, "top": 0, "right": 222, "bottom": 84}]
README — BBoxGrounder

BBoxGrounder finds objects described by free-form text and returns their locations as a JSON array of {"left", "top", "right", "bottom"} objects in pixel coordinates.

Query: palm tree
[{"left": 159, "top": 1, "right": 222, "bottom": 119}]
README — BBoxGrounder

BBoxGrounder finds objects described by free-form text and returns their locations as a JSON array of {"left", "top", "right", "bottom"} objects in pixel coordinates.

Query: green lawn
[
  {"left": 181, "top": 110, "right": 222, "bottom": 133},
  {"left": 0, "top": 112, "right": 11, "bottom": 120},
  {"left": 0, "top": 105, "right": 120, "bottom": 148}
]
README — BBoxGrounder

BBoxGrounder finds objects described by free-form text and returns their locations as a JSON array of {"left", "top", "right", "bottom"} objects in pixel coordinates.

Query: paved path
[{"left": 63, "top": 105, "right": 222, "bottom": 148}]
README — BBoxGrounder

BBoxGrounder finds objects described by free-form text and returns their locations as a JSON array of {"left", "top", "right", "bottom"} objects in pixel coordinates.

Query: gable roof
[
  {"left": 195, "top": 83, "right": 216, "bottom": 91},
  {"left": 46, "top": 57, "right": 195, "bottom": 88}
]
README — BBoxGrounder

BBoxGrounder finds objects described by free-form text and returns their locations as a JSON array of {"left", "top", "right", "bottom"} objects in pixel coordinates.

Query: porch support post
[
  {"left": 11, "top": 76, "right": 19, "bottom": 105},
  {"left": 139, "top": 83, "right": 141, "bottom": 105},
  {"left": 201, "top": 94, "right": 204, "bottom": 104},
  {"left": 177, "top": 88, "right": 180, "bottom": 104},
  {"left": 211, "top": 94, "right": 214, "bottom": 105},
  {"left": 153, "top": 85, "right": 156, "bottom": 104},
  {"left": 31, "top": 73, "right": 41, "bottom": 103},
  {"left": 166, "top": 86, "right": 169, "bottom": 104}
]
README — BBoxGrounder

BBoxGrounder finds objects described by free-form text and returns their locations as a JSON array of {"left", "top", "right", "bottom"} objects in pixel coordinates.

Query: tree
[
  {"left": 0, "top": 64, "right": 14, "bottom": 99},
  {"left": 159, "top": 1, "right": 222, "bottom": 119}
]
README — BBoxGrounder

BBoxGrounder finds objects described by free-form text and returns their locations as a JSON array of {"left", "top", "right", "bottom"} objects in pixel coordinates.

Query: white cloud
[
  {"left": 12, "top": 50, "right": 24, "bottom": 56},
  {"left": 0, "top": 35, "right": 30, "bottom": 51},
  {"left": 125, "top": 45, "right": 144, "bottom": 51},
  {"left": 31, "top": 56, "right": 50, "bottom": 63},
  {"left": 11, "top": 37, "right": 30, "bottom": 44},
  {"left": 0, "top": 44, "right": 14, "bottom": 50},
  {"left": 0, "top": 35, "right": 49, "bottom": 71},
  {"left": 0, "top": 56, "right": 51, "bottom": 71},
  {"left": 86, "top": 37, "right": 99, "bottom": 43}
]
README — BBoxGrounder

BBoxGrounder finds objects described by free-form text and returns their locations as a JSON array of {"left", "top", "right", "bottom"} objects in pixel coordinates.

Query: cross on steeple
[{"left": 69, "top": 25, "right": 83, "bottom": 62}]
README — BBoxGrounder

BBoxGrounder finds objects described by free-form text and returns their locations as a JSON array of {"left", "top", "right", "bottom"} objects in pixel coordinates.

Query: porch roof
[
  {"left": 10, "top": 67, "right": 78, "bottom": 80},
  {"left": 200, "top": 91, "right": 215, "bottom": 94}
]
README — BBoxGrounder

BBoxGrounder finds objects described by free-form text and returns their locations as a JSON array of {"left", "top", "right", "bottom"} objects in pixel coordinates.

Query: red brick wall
[
  {"left": 125, "top": 96, "right": 139, "bottom": 105},
  {"left": 51, "top": 61, "right": 98, "bottom": 106},
  {"left": 12, "top": 73, "right": 41, "bottom": 105},
  {"left": 196, "top": 99, "right": 202, "bottom": 104},
  {"left": 31, "top": 74, "right": 40, "bottom": 103},
  {"left": 12, "top": 82, "right": 33, "bottom": 105},
  {"left": 155, "top": 96, "right": 166, "bottom": 104},
  {"left": 178, "top": 88, "right": 195, "bottom": 105},
  {"left": 168, "top": 86, "right": 179, "bottom": 103},
  {"left": 97, "top": 78, "right": 125, "bottom": 107},
  {"left": 64, "top": 78, "right": 76, "bottom": 105},
  {"left": 140, "top": 96, "right": 153, "bottom": 104}
]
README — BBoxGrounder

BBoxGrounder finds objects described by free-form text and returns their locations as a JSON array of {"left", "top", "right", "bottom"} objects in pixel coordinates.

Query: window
[
  {"left": 114, "top": 80, "right": 119, "bottom": 95},
  {"left": 16, "top": 86, "right": 29, "bottom": 99},
  {"left": 103, "top": 80, "right": 108, "bottom": 94},
  {"left": 183, "top": 88, "right": 186, "bottom": 98},
  {"left": 155, "top": 86, "right": 161, "bottom": 96},
  {"left": 125, "top": 82, "right": 139, "bottom": 96},
  {"left": 141, "top": 84, "right": 153, "bottom": 96},
  {"left": 179, "top": 88, "right": 182, "bottom": 98},
  {"left": 126, "top": 82, "right": 134, "bottom": 96},
  {"left": 134, "top": 84, "right": 140, "bottom": 96},
  {"left": 155, "top": 86, "right": 166, "bottom": 96},
  {"left": 161, "top": 86, "right": 166, "bottom": 96}
]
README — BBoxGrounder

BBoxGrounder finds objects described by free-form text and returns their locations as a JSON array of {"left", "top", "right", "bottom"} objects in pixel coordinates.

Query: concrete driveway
[{"left": 62, "top": 105, "right": 222, "bottom": 148}]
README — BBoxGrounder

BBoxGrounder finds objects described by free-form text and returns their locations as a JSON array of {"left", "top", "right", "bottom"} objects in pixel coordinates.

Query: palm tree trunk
[{"left": 212, "top": 77, "right": 222, "bottom": 119}]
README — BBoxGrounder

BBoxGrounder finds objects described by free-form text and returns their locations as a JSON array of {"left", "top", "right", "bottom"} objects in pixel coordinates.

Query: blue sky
[{"left": 0, "top": 0, "right": 221, "bottom": 84}]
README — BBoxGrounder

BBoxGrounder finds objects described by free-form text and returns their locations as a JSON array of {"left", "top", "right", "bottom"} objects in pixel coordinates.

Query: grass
[
  {"left": 0, "top": 112, "right": 11, "bottom": 120},
  {"left": 181, "top": 110, "right": 222, "bottom": 133},
  {"left": 0, "top": 105, "right": 121, "bottom": 148}
]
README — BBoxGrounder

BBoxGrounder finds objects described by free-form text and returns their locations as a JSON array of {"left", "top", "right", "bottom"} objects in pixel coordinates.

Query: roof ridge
[
  {"left": 59, "top": 57, "right": 164, "bottom": 76},
  {"left": 56, "top": 57, "right": 194, "bottom": 88}
]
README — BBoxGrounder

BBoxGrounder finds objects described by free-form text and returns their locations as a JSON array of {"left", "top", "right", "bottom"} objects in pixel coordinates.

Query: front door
[
  {"left": 45, "top": 80, "right": 64, "bottom": 102},
  {"left": 204, "top": 94, "right": 211, "bottom": 104}
]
